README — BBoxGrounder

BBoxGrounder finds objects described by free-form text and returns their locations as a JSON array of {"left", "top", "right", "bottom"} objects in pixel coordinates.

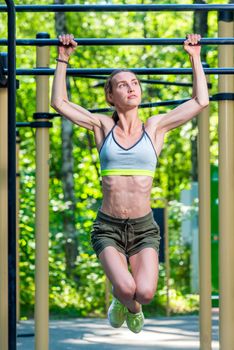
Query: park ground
[{"left": 17, "top": 310, "right": 219, "bottom": 350}]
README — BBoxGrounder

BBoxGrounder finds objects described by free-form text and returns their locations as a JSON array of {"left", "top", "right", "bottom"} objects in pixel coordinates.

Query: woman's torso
[{"left": 93, "top": 117, "right": 165, "bottom": 218}]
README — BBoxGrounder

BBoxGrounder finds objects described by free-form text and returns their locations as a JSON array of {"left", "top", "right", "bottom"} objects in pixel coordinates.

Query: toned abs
[{"left": 100, "top": 175, "right": 153, "bottom": 218}]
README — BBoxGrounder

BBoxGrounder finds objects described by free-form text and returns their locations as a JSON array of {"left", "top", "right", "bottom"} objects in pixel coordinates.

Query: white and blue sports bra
[{"left": 99, "top": 122, "right": 158, "bottom": 178}]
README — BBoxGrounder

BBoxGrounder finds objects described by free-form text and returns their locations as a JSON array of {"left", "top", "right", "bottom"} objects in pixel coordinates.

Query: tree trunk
[
  {"left": 54, "top": 0, "right": 78, "bottom": 278},
  {"left": 191, "top": 0, "right": 208, "bottom": 181}
]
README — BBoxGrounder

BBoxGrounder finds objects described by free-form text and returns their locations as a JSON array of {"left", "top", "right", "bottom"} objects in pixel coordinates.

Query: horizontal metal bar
[
  {"left": 78, "top": 75, "right": 194, "bottom": 87},
  {"left": 16, "top": 95, "right": 233, "bottom": 127},
  {"left": 16, "top": 122, "right": 31, "bottom": 127},
  {"left": 0, "top": 4, "right": 233, "bottom": 12},
  {"left": 74, "top": 93, "right": 234, "bottom": 114},
  {"left": 90, "top": 98, "right": 188, "bottom": 113},
  {"left": 16, "top": 121, "right": 53, "bottom": 128},
  {"left": 61, "top": 93, "right": 234, "bottom": 114},
  {"left": 16, "top": 100, "right": 190, "bottom": 126},
  {"left": 1, "top": 38, "right": 234, "bottom": 46},
  {"left": 3, "top": 68, "right": 234, "bottom": 76}
]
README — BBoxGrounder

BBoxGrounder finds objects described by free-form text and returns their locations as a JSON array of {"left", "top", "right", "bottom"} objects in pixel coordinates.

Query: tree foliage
[{"left": 0, "top": 0, "right": 225, "bottom": 317}]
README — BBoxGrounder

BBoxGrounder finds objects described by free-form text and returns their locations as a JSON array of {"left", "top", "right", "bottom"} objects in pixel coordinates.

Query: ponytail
[{"left": 112, "top": 110, "right": 119, "bottom": 124}]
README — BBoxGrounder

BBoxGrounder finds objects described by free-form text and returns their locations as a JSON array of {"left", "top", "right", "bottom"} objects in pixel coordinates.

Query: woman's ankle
[{"left": 126, "top": 301, "right": 141, "bottom": 314}]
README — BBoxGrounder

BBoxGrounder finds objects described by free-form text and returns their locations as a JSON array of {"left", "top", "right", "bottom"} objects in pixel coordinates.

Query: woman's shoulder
[
  {"left": 144, "top": 114, "right": 167, "bottom": 138},
  {"left": 92, "top": 114, "right": 115, "bottom": 139},
  {"left": 93, "top": 113, "right": 115, "bottom": 128},
  {"left": 145, "top": 114, "right": 167, "bottom": 125}
]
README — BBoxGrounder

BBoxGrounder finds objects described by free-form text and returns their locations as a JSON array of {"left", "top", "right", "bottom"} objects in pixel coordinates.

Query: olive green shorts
[{"left": 90, "top": 209, "right": 161, "bottom": 261}]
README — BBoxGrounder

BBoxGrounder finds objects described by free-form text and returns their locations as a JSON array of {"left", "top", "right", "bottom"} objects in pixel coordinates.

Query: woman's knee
[
  {"left": 135, "top": 285, "right": 157, "bottom": 304},
  {"left": 113, "top": 278, "right": 136, "bottom": 301}
]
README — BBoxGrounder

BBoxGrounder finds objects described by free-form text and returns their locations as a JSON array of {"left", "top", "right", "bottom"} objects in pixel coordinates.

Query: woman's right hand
[{"left": 58, "top": 34, "right": 77, "bottom": 60}]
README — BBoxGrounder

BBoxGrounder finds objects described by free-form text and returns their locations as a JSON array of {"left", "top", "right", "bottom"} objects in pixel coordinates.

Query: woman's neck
[{"left": 115, "top": 108, "right": 141, "bottom": 133}]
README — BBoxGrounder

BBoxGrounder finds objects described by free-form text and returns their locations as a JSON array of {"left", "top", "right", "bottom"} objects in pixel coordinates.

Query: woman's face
[{"left": 108, "top": 72, "right": 142, "bottom": 110}]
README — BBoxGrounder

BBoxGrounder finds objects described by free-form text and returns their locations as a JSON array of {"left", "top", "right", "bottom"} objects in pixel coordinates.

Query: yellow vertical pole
[
  {"left": 0, "top": 64, "right": 8, "bottom": 350},
  {"left": 197, "top": 67, "right": 211, "bottom": 350},
  {"left": 164, "top": 203, "right": 170, "bottom": 317},
  {"left": 218, "top": 10, "right": 234, "bottom": 350},
  {"left": 35, "top": 32, "right": 50, "bottom": 350},
  {"left": 16, "top": 130, "right": 20, "bottom": 322}
]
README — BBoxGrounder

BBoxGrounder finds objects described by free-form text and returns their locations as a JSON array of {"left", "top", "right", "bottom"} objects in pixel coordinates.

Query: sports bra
[{"left": 99, "top": 122, "right": 158, "bottom": 177}]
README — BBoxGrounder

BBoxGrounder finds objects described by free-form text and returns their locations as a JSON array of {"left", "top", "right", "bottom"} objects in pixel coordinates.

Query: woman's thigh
[
  {"left": 128, "top": 247, "right": 159, "bottom": 302},
  {"left": 99, "top": 246, "right": 136, "bottom": 293}
]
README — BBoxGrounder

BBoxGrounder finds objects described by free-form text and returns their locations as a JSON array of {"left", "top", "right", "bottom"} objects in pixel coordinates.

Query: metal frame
[
  {"left": 0, "top": 4, "right": 233, "bottom": 12},
  {"left": 91, "top": 77, "right": 195, "bottom": 87},
  {"left": 218, "top": 11, "right": 234, "bottom": 348},
  {"left": 4, "top": 1, "right": 16, "bottom": 350},
  {"left": 1, "top": 37, "right": 234, "bottom": 46},
  {"left": 3, "top": 67, "right": 234, "bottom": 76},
  {"left": 13, "top": 95, "right": 233, "bottom": 116},
  {"left": 1, "top": 2, "right": 234, "bottom": 350}
]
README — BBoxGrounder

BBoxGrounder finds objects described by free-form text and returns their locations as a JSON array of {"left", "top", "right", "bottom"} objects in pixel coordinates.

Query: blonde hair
[{"left": 104, "top": 69, "right": 142, "bottom": 124}]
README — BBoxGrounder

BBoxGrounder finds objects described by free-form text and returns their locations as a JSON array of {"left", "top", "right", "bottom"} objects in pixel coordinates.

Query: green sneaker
[
  {"left": 126, "top": 308, "right": 145, "bottom": 333},
  {"left": 108, "top": 297, "right": 127, "bottom": 328}
]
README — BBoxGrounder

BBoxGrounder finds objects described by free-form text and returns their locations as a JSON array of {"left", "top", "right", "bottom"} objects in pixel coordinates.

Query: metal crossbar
[
  {"left": 0, "top": 4, "right": 233, "bottom": 12},
  {"left": 1, "top": 37, "right": 234, "bottom": 46},
  {"left": 3, "top": 67, "right": 234, "bottom": 76}
]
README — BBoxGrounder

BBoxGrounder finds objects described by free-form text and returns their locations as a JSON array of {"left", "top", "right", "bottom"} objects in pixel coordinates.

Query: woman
[{"left": 51, "top": 33, "right": 209, "bottom": 333}]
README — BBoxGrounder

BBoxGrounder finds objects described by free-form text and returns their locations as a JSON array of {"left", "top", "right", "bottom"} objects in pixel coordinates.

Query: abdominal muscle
[{"left": 100, "top": 175, "right": 153, "bottom": 219}]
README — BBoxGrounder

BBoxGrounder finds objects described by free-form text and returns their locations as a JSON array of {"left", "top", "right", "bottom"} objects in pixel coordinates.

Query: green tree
[{"left": 0, "top": 0, "right": 225, "bottom": 316}]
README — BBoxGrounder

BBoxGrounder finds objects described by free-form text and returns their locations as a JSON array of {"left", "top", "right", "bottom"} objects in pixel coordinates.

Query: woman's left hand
[{"left": 183, "top": 33, "right": 201, "bottom": 57}]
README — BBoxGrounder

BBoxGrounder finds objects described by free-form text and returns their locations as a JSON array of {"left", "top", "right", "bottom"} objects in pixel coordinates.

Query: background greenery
[{"left": 0, "top": 0, "right": 224, "bottom": 318}]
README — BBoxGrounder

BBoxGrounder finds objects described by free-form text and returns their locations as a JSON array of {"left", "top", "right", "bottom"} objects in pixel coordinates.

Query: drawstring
[{"left": 123, "top": 218, "right": 135, "bottom": 251}]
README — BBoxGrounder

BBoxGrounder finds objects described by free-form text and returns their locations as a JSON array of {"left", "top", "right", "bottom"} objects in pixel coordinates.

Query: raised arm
[
  {"left": 51, "top": 34, "right": 102, "bottom": 130},
  {"left": 152, "top": 33, "right": 209, "bottom": 134}
]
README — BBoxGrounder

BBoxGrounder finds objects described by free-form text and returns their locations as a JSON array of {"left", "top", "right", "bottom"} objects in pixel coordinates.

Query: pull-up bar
[
  {"left": 77, "top": 75, "right": 192, "bottom": 85},
  {"left": 1, "top": 38, "right": 234, "bottom": 46},
  {"left": 3, "top": 67, "right": 234, "bottom": 76},
  {"left": 0, "top": 4, "right": 233, "bottom": 12}
]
